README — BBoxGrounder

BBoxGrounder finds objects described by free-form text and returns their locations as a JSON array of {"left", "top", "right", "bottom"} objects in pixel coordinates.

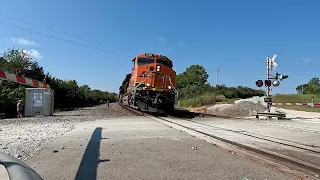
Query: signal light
[
  {"left": 16, "top": 68, "right": 22, "bottom": 76},
  {"left": 265, "top": 79, "right": 272, "bottom": 87},
  {"left": 275, "top": 73, "right": 289, "bottom": 81},
  {"left": 279, "top": 74, "right": 288, "bottom": 81},
  {"left": 272, "top": 80, "right": 280, "bottom": 87},
  {"left": 255, "top": 80, "right": 263, "bottom": 87}
]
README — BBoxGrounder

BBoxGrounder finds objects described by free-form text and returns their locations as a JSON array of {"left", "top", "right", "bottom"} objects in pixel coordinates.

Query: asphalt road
[{"left": 25, "top": 116, "right": 290, "bottom": 180}]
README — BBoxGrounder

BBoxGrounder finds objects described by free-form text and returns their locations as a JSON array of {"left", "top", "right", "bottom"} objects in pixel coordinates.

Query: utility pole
[{"left": 214, "top": 69, "right": 220, "bottom": 87}]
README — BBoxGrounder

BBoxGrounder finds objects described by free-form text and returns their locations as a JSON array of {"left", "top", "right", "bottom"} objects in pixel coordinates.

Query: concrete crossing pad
[{"left": 26, "top": 116, "right": 290, "bottom": 180}]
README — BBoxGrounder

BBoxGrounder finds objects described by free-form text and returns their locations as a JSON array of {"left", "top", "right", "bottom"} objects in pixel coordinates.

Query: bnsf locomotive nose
[{"left": 119, "top": 53, "right": 176, "bottom": 114}]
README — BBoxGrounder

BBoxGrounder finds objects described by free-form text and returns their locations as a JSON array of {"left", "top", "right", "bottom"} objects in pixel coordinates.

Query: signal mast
[{"left": 255, "top": 54, "right": 288, "bottom": 113}]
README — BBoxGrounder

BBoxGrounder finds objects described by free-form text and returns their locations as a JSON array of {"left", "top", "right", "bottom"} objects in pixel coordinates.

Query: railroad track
[
  {"left": 119, "top": 104, "right": 320, "bottom": 176},
  {"left": 118, "top": 103, "right": 215, "bottom": 118}
]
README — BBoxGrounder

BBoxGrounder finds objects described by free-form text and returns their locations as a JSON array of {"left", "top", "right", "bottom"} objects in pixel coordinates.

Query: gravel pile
[
  {"left": 208, "top": 101, "right": 267, "bottom": 118},
  {"left": 0, "top": 103, "right": 136, "bottom": 161}
]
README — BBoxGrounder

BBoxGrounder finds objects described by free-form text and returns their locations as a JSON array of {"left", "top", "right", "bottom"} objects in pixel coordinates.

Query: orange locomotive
[{"left": 119, "top": 53, "right": 177, "bottom": 113}]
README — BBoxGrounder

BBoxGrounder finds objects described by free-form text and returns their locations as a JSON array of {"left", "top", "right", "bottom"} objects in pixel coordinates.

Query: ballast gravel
[
  {"left": 0, "top": 103, "right": 136, "bottom": 161},
  {"left": 208, "top": 101, "right": 267, "bottom": 118}
]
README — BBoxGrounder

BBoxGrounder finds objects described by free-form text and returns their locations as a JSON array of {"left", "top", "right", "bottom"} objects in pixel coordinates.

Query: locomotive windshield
[
  {"left": 157, "top": 59, "right": 172, "bottom": 68},
  {"left": 137, "top": 58, "right": 154, "bottom": 65}
]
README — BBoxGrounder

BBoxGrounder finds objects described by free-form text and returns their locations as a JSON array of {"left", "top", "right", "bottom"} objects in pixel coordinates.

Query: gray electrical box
[{"left": 24, "top": 88, "right": 54, "bottom": 117}]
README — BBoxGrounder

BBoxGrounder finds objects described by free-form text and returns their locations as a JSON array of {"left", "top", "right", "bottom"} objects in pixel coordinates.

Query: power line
[
  {"left": 0, "top": 12, "right": 128, "bottom": 52},
  {"left": 0, "top": 20, "right": 134, "bottom": 58}
]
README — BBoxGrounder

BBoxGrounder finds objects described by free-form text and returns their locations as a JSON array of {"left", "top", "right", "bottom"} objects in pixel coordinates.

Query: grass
[
  {"left": 272, "top": 94, "right": 320, "bottom": 112},
  {"left": 274, "top": 105, "right": 320, "bottom": 112},
  {"left": 272, "top": 94, "right": 320, "bottom": 103}
]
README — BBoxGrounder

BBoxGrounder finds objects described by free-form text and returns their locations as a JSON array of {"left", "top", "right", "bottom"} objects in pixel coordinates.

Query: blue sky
[{"left": 0, "top": 0, "right": 319, "bottom": 94}]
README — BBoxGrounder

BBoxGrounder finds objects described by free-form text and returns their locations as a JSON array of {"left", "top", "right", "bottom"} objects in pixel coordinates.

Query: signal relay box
[{"left": 24, "top": 88, "right": 54, "bottom": 117}]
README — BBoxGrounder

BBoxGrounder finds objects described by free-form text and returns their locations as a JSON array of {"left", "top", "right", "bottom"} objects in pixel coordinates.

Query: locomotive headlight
[
  {"left": 168, "top": 86, "right": 172, "bottom": 89},
  {"left": 156, "top": 65, "right": 160, "bottom": 71},
  {"left": 146, "top": 83, "right": 151, "bottom": 86}
]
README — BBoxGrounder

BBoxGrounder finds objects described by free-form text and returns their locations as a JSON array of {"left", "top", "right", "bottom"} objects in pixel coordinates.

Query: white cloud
[
  {"left": 303, "top": 57, "right": 311, "bottom": 63},
  {"left": 11, "top": 37, "right": 36, "bottom": 46},
  {"left": 178, "top": 41, "right": 184, "bottom": 46},
  {"left": 22, "top": 49, "right": 43, "bottom": 59},
  {"left": 157, "top": 37, "right": 166, "bottom": 42}
]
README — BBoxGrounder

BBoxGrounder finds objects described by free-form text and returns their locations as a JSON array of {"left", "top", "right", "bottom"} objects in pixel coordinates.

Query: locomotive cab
[
  {"left": 120, "top": 53, "right": 177, "bottom": 114},
  {"left": 133, "top": 53, "right": 176, "bottom": 91}
]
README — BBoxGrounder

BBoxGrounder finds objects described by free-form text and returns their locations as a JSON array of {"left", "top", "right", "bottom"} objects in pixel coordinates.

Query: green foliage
[
  {"left": 212, "top": 85, "right": 265, "bottom": 99},
  {"left": 176, "top": 65, "right": 265, "bottom": 107},
  {"left": 307, "top": 85, "right": 320, "bottom": 94},
  {"left": 215, "top": 95, "right": 226, "bottom": 102},
  {"left": 296, "top": 84, "right": 309, "bottom": 94},
  {"left": 180, "top": 93, "right": 217, "bottom": 107},
  {"left": 308, "top": 78, "right": 320, "bottom": 86},
  {"left": 272, "top": 94, "right": 319, "bottom": 103},
  {"left": 0, "top": 80, "right": 25, "bottom": 116},
  {"left": 176, "top": 65, "right": 209, "bottom": 89},
  {"left": 296, "top": 77, "right": 320, "bottom": 94},
  {"left": 0, "top": 48, "right": 118, "bottom": 117}
]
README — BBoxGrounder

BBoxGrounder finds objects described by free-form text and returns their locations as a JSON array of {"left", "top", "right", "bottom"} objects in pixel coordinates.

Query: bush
[
  {"left": 215, "top": 95, "right": 226, "bottom": 102},
  {"left": 180, "top": 93, "right": 217, "bottom": 107}
]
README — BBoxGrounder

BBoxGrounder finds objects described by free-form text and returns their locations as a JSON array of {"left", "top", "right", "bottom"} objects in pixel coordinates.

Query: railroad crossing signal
[{"left": 264, "top": 54, "right": 289, "bottom": 113}]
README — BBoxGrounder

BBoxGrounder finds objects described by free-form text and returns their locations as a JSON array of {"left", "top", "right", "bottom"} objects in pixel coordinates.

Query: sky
[{"left": 0, "top": 0, "right": 319, "bottom": 94}]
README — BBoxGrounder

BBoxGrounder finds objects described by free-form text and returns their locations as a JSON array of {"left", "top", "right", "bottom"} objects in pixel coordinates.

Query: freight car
[{"left": 119, "top": 53, "right": 177, "bottom": 113}]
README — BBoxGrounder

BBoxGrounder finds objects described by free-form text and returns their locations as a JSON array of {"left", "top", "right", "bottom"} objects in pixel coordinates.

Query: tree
[
  {"left": 308, "top": 78, "right": 320, "bottom": 86},
  {"left": 0, "top": 57, "right": 6, "bottom": 66},
  {"left": 176, "top": 65, "right": 209, "bottom": 89},
  {"left": 1, "top": 48, "right": 33, "bottom": 73},
  {"left": 296, "top": 84, "right": 309, "bottom": 94},
  {"left": 24, "top": 61, "right": 46, "bottom": 81}
]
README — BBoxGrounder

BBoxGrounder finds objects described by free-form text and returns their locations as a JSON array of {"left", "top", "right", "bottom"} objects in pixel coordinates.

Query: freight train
[{"left": 119, "top": 53, "right": 177, "bottom": 113}]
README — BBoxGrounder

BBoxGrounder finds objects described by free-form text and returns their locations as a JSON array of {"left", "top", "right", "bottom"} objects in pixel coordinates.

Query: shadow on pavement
[
  {"left": 151, "top": 109, "right": 212, "bottom": 119},
  {"left": 75, "top": 127, "right": 106, "bottom": 180}
]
